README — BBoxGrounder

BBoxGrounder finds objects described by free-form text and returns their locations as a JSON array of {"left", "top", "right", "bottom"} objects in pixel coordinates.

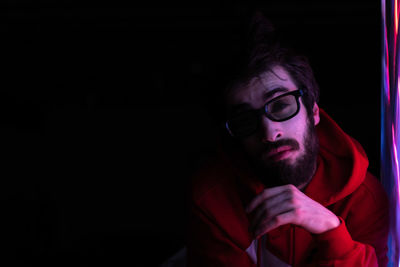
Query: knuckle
[
  {"left": 289, "top": 197, "right": 297, "bottom": 206},
  {"left": 293, "top": 208, "right": 301, "bottom": 217},
  {"left": 287, "top": 189, "right": 295, "bottom": 199},
  {"left": 287, "top": 184, "right": 297, "bottom": 191}
]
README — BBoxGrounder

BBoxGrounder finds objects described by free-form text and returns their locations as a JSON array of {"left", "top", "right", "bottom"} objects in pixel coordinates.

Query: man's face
[{"left": 226, "top": 66, "right": 320, "bottom": 188}]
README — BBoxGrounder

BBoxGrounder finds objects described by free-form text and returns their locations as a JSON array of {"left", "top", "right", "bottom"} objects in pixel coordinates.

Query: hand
[{"left": 246, "top": 184, "right": 340, "bottom": 238}]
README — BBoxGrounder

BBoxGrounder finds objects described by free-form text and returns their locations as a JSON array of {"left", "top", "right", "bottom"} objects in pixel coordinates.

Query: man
[{"left": 187, "top": 15, "right": 389, "bottom": 267}]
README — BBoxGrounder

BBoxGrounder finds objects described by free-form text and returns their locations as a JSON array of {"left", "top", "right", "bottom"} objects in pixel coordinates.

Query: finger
[
  {"left": 252, "top": 199, "right": 295, "bottom": 236},
  {"left": 254, "top": 210, "right": 295, "bottom": 238},
  {"left": 249, "top": 192, "right": 293, "bottom": 231},
  {"left": 246, "top": 184, "right": 296, "bottom": 213},
  {"left": 265, "top": 194, "right": 299, "bottom": 220},
  {"left": 250, "top": 205, "right": 267, "bottom": 233}
]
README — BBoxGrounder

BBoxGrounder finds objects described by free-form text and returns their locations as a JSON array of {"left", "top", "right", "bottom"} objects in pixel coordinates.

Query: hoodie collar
[{"left": 303, "top": 109, "right": 369, "bottom": 206}]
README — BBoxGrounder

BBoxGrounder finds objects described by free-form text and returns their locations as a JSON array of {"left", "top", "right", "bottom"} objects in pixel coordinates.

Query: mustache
[{"left": 261, "top": 139, "right": 300, "bottom": 153}]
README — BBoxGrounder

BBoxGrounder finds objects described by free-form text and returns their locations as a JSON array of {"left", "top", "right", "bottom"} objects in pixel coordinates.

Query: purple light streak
[{"left": 382, "top": 0, "right": 400, "bottom": 265}]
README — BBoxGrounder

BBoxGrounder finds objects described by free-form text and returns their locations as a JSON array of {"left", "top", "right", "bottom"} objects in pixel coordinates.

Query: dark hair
[
  {"left": 221, "top": 10, "right": 320, "bottom": 120},
  {"left": 224, "top": 44, "right": 320, "bottom": 119}
]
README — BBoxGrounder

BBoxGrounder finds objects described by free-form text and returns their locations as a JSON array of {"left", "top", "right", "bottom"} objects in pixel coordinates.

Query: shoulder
[
  {"left": 330, "top": 171, "right": 388, "bottom": 229},
  {"left": 339, "top": 171, "right": 389, "bottom": 230},
  {"left": 357, "top": 172, "right": 388, "bottom": 206},
  {"left": 337, "top": 172, "right": 389, "bottom": 258}
]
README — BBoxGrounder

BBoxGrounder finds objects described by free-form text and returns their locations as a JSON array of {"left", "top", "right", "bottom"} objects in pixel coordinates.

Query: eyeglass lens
[
  {"left": 267, "top": 94, "right": 298, "bottom": 120},
  {"left": 227, "top": 94, "right": 299, "bottom": 137}
]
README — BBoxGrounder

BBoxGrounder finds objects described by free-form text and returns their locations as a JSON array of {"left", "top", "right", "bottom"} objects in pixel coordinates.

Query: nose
[{"left": 259, "top": 116, "right": 283, "bottom": 143}]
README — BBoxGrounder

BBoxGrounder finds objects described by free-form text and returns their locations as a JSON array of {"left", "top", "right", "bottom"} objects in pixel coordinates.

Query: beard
[{"left": 244, "top": 118, "right": 319, "bottom": 188}]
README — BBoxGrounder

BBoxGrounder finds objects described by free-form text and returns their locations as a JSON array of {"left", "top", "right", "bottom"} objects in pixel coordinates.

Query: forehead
[{"left": 227, "top": 66, "right": 298, "bottom": 108}]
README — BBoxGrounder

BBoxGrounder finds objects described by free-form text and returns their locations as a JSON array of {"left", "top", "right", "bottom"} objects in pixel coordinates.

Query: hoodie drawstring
[
  {"left": 291, "top": 226, "right": 295, "bottom": 266},
  {"left": 256, "top": 237, "right": 261, "bottom": 267}
]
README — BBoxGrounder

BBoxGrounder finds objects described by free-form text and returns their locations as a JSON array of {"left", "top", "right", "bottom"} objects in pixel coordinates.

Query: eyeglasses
[{"left": 225, "top": 89, "right": 304, "bottom": 138}]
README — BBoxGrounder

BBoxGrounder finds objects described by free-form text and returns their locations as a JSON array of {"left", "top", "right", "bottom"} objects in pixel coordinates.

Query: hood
[
  {"left": 218, "top": 108, "right": 370, "bottom": 207},
  {"left": 304, "top": 108, "right": 369, "bottom": 206}
]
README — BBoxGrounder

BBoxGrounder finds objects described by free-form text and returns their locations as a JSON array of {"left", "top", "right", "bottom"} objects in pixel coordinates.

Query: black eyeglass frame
[{"left": 225, "top": 89, "right": 304, "bottom": 138}]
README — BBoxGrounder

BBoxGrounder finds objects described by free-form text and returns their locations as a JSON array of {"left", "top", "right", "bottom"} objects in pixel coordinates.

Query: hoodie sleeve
[
  {"left": 187, "top": 203, "right": 256, "bottom": 267},
  {"left": 312, "top": 174, "right": 389, "bottom": 267}
]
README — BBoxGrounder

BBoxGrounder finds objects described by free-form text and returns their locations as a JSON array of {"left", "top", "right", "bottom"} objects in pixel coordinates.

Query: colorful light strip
[{"left": 382, "top": 0, "right": 400, "bottom": 265}]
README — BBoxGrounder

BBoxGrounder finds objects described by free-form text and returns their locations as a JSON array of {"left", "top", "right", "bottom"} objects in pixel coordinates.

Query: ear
[{"left": 313, "top": 103, "right": 320, "bottom": 126}]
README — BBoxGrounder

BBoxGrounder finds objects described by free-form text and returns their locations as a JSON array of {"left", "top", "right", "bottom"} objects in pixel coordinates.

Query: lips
[{"left": 264, "top": 145, "right": 294, "bottom": 161}]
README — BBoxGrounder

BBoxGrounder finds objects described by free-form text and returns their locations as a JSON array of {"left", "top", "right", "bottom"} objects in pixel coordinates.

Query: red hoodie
[{"left": 187, "top": 109, "right": 389, "bottom": 266}]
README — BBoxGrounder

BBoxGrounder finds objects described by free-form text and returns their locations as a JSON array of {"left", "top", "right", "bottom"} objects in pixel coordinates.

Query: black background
[{"left": 2, "top": 0, "right": 381, "bottom": 266}]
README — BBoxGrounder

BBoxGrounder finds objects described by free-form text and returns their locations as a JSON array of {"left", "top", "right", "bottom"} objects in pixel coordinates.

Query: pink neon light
[
  {"left": 383, "top": 0, "right": 400, "bottom": 263},
  {"left": 392, "top": 125, "right": 400, "bottom": 206},
  {"left": 387, "top": 56, "right": 390, "bottom": 102},
  {"left": 384, "top": 20, "right": 390, "bottom": 102},
  {"left": 396, "top": 0, "right": 399, "bottom": 39},
  {"left": 397, "top": 80, "right": 400, "bottom": 110}
]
